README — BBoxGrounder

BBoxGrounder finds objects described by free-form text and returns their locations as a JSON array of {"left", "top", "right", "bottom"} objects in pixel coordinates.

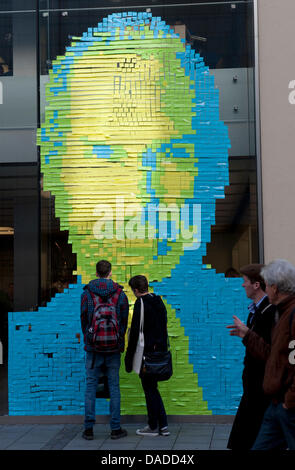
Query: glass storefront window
[
  {"left": 39, "top": 2, "right": 252, "bottom": 73},
  {"left": 0, "top": 15, "right": 12, "bottom": 76},
  {"left": 39, "top": 1, "right": 257, "bottom": 284}
]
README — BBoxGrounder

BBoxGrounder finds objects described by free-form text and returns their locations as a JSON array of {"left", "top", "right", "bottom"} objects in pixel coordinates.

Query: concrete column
[{"left": 257, "top": 0, "right": 295, "bottom": 263}]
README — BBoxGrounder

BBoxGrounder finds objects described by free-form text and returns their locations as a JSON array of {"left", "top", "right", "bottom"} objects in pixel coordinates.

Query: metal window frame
[{"left": 253, "top": 0, "right": 264, "bottom": 262}]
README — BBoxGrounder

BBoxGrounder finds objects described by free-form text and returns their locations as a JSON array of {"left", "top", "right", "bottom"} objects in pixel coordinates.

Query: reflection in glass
[
  {"left": 0, "top": 15, "right": 13, "bottom": 76},
  {"left": 39, "top": 2, "right": 252, "bottom": 74}
]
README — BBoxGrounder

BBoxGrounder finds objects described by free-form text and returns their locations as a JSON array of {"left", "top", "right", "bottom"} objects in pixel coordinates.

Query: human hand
[
  {"left": 227, "top": 316, "right": 249, "bottom": 339},
  {"left": 282, "top": 403, "right": 288, "bottom": 410}
]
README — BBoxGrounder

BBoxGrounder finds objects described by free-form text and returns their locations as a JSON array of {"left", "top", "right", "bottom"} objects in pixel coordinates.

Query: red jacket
[{"left": 243, "top": 295, "right": 295, "bottom": 409}]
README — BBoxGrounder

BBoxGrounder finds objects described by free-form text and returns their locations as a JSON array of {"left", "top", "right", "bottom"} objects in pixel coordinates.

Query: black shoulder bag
[{"left": 142, "top": 338, "right": 173, "bottom": 382}]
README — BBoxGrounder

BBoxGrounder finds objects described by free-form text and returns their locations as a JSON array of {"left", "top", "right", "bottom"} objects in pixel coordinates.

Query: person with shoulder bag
[{"left": 125, "top": 275, "right": 171, "bottom": 437}]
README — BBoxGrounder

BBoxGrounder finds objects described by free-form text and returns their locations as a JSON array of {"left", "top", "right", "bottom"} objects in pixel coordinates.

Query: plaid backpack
[{"left": 87, "top": 289, "right": 121, "bottom": 352}]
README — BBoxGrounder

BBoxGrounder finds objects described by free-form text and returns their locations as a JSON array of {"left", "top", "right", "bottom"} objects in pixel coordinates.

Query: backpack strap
[{"left": 89, "top": 287, "right": 122, "bottom": 309}]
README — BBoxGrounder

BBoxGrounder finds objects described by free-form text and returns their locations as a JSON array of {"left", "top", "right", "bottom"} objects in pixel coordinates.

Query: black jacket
[{"left": 125, "top": 293, "right": 168, "bottom": 372}]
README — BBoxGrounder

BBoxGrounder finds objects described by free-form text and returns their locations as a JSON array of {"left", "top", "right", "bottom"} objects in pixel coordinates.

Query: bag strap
[{"left": 139, "top": 297, "right": 144, "bottom": 334}]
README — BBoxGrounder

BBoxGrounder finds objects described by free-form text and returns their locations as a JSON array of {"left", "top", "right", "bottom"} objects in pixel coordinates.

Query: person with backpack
[
  {"left": 125, "top": 275, "right": 170, "bottom": 437},
  {"left": 80, "top": 260, "right": 129, "bottom": 440}
]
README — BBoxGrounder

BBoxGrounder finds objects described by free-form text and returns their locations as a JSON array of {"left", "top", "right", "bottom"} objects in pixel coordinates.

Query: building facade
[{"left": 0, "top": 0, "right": 291, "bottom": 417}]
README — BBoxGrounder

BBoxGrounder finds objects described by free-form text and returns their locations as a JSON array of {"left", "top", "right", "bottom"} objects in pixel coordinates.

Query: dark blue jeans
[
  {"left": 141, "top": 374, "right": 168, "bottom": 431},
  {"left": 85, "top": 351, "right": 121, "bottom": 431},
  {"left": 252, "top": 402, "right": 295, "bottom": 450}
]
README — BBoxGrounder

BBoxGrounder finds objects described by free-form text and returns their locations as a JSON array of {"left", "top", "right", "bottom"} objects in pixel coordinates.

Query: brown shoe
[{"left": 82, "top": 428, "right": 94, "bottom": 440}]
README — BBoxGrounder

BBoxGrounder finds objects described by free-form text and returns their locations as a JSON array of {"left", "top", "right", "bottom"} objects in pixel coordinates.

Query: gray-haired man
[{"left": 228, "top": 259, "right": 295, "bottom": 450}]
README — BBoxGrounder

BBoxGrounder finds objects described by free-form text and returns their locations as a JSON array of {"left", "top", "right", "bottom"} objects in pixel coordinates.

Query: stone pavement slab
[
  {"left": 0, "top": 424, "right": 35, "bottom": 450},
  {"left": 3, "top": 424, "right": 64, "bottom": 450},
  {"left": 42, "top": 424, "right": 83, "bottom": 450},
  {"left": 0, "top": 422, "right": 232, "bottom": 450}
]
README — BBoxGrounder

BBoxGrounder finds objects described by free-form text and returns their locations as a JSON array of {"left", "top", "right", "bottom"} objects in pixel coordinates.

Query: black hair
[
  {"left": 96, "top": 260, "right": 111, "bottom": 278},
  {"left": 129, "top": 275, "right": 148, "bottom": 293},
  {"left": 240, "top": 263, "right": 266, "bottom": 291}
]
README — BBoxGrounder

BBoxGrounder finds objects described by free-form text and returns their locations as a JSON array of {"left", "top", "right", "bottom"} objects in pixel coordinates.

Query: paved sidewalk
[{"left": 0, "top": 422, "right": 232, "bottom": 450}]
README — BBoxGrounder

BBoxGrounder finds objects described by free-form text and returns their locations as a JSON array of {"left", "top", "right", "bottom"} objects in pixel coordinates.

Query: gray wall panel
[{"left": 0, "top": 129, "right": 37, "bottom": 163}]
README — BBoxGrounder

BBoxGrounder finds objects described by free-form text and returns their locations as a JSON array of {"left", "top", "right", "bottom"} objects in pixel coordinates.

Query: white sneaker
[
  {"left": 159, "top": 426, "right": 170, "bottom": 436},
  {"left": 136, "top": 425, "right": 159, "bottom": 436}
]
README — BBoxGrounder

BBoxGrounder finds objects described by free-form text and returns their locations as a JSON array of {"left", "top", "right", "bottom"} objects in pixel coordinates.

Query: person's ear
[{"left": 273, "top": 285, "right": 279, "bottom": 296}]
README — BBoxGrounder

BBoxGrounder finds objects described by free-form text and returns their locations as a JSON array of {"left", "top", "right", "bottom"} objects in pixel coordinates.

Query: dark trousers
[
  {"left": 227, "top": 393, "right": 270, "bottom": 450},
  {"left": 252, "top": 402, "right": 295, "bottom": 450},
  {"left": 141, "top": 374, "right": 168, "bottom": 430}
]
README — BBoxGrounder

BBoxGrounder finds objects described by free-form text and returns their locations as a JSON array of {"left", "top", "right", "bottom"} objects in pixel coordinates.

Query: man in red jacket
[{"left": 228, "top": 259, "right": 295, "bottom": 450}]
